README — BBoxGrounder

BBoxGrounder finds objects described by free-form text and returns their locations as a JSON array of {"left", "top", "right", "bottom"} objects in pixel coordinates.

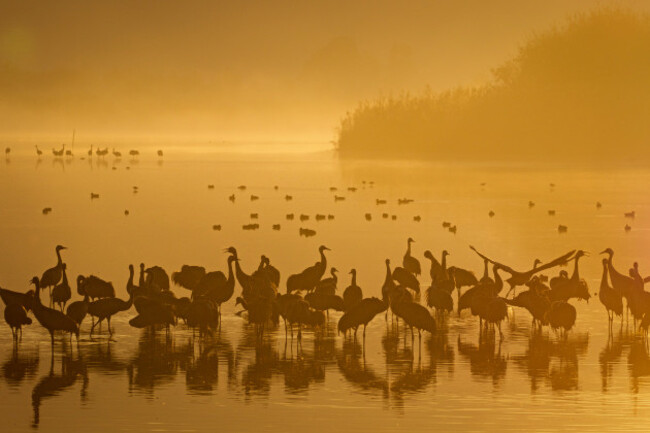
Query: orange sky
[{"left": 1, "top": 0, "right": 648, "bottom": 142}]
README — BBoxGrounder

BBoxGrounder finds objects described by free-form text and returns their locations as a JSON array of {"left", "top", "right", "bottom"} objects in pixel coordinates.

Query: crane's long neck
[
  {"left": 235, "top": 260, "right": 249, "bottom": 286},
  {"left": 600, "top": 263, "right": 609, "bottom": 291},
  {"left": 351, "top": 271, "right": 357, "bottom": 286},
  {"left": 493, "top": 267, "right": 503, "bottom": 293},
  {"left": 138, "top": 267, "right": 145, "bottom": 287},
  {"left": 571, "top": 256, "right": 581, "bottom": 281},
  {"left": 62, "top": 268, "right": 69, "bottom": 285},
  {"left": 257, "top": 258, "right": 265, "bottom": 271},
  {"left": 56, "top": 249, "right": 63, "bottom": 266},
  {"left": 406, "top": 241, "right": 412, "bottom": 256},
  {"left": 482, "top": 260, "right": 489, "bottom": 280},
  {"left": 127, "top": 267, "right": 134, "bottom": 289},
  {"left": 441, "top": 254, "right": 447, "bottom": 271},
  {"left": 227, "top": 258, "right": 235, "bottom": 289},
  {"left": 384, "top": 262, "right": 392, "bottom": 284},
  {"left": 319, "top": 249, "right": 327, "bottom": 268}
]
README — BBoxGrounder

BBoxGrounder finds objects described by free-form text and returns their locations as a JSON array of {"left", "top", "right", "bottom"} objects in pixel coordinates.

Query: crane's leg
[{"left": 108, "top": 316, "right": 113, "bottom": 336}]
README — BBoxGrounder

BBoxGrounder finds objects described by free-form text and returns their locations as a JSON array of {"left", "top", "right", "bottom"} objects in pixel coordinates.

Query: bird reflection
[
  {"left": 3, "top": 346, "right": 39, "bottom": 388},
  {"left": 457, "top": 333, "right": 507, "bottom": 387},
  {"left": 513, "top": 331, "right": 588, "bottom": 392},
  {"left": 185, "top": 335, "right": 235, "bottom": 394},
  {"left": 627, "top": 339, "right": 650, "bottom": 393},
  {"left": 599, "top": 333, "right": 625, "bottom": 392},
  {"left": 337, "top": 337, "right": 388, "bottom": 396},
  {"left": 127, "top": 330, "right": 192, "bottom": 396},
  {"left": 31, "top": 353, "right": 87, "bottom": 428}
]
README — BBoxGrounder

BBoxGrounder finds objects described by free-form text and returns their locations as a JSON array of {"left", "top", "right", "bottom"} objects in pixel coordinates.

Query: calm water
[{"left": 1, "top": 143, "right": 650, "bottom": 432}]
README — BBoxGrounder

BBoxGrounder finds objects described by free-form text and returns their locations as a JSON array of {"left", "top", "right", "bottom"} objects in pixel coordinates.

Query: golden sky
[{"left": 1, "top": 0, "right": 648, "bottom": 142}]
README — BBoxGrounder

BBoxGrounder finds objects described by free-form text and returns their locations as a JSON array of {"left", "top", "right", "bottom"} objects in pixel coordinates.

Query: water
[{"left": 1, "top": 143, "right": 650, "bottom": 432}]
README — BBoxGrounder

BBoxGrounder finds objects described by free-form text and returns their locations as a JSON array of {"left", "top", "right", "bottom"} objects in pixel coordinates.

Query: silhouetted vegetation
[{"left": 337, "top": 9, "right": 650, "bottom": 163}]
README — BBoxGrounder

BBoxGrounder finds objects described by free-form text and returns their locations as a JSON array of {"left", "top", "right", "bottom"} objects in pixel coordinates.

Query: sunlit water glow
[{"left": 1, "top": 143, "right": 650, "bottom": 432}]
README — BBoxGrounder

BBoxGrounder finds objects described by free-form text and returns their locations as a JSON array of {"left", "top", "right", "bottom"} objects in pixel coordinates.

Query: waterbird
[
  {"left": 35, "top": 145, "right": 43, "bottom": 157},
  {"left": 157, "top": 150, "right": 163, "bottom": 157},
  {"left": 65, "top": 294, "right": 89, "bottom": 328},
  {"left": 391, "top": 266, "right": 420, "bottom": 294},
  {"left": 286, "top": 245, "right": 329, "bottom": 294},
  {"left": 76, "top": 275, "right": 115, "bottom": 300},
  {"left": 558, "top": 225, "right": 568, "bottom": 233},
  {"left": 598, "top": 258, "right": 623, "bottom": 327},
  {"left": 338, "top": 297, "right": 386, "bottom": 341},
  {"left": 129, "top": 149, "right": 139, "bottom": 156},
  {"left": 391, "top": 296, "right": 436, "bottom": 345},
  {"left": 87, "top": 285, "right": 135, "bottom": 336},
  {"left": 625, "top": 211, "right": 636, "bottom": 218},
  {"left": 470, "top": 245, "right": 575, "bottom": 295},
  {"left": 546, "top": 301, "right": 577, "bottom": 337},
  {"left": 112, "top": 148, "right": 121, "bottom": 157},
  {"left": 4, "top": 303, "right": 32, "bottom": 340},
  {"left": 40, "top": 245, "right": 66, "bottom": 304},
  {"left": 315, "top": 267, "right": 338, "bottom": 295},
  {"left": 52, "top": 144, "right": 64, "bottom": 157},
  {"left": 402, "top": 238, "right": 421, "bottom": 277},
  {"left": 30, "top": 277, "right": 78, "bottom": 346},
  {"left": 51, "top": 263, "right": 71, "bottom": 311},
  {"left": 90, "top": 192, "right": 99, "bottom": 199},
  {"left": 343, "top": 269, "right": 363, "bottom": 311},
  {"left": 0, "top": 286, "right": 34, "bottom": 312}
]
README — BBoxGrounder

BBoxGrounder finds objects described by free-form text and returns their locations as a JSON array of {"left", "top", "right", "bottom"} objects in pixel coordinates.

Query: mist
[{"left": 3, "top": 0, "right": 643, "bottom": 143}]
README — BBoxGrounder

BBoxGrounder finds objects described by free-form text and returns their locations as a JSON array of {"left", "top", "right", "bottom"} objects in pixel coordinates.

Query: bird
[
  {"left": 343, "top": 269, "right": 363, "bottom": 311},
  {"left": 424, "top": 250, "right": 449, "bottom": 282},
  {"left": 40, "top": 245, "right": 67, "bottom": 305},
  {"left": 52, "top": 144, "right": 65, "bottom": 157},
  {"left": 76, "top": 275, "right": 115, "bottom": 300},
  {"left": 598, "top": 258, "right": 623, "bottom": 327},
  {"left": 546, "top": 301, "right": 577, "bottom": 337},
  {"left": 235, "top": 296, "right": 275, "bottom": 338},
  {"left": 402, "top": 238, "right": 421, "bottom": 276},
  {"left": 470, "top": 246, "right": 575, "bottom": 295},
  {"left": 305, "top": 291, "right": 344, "bottom": 317},
  {"left": 87, "top": 145, "right": 93, "bottom": 157},
  {"left": 112, "top": 148, "right": 122, "bottom": 157},
  {"left": 315, "top": 267, "right": 338, "bottom": 295},
  {"left": 35, "top": 145, "right": 43, "bottom": 157},
  {"left": 0, "top": 286, "right": 34, "bottom": 312},
  {"left": 4, "top": 303, "right": 32, "bottom": 340},
  {"left": 29, "top": 277, "right": 79, "bottom": 346},
  {"left": 392, "top": 266, "right": 420, "bottom": 294},
  {"left": 129, "top": 149, "right": 139, "bottom": 157},
  {"left": 381, "top": 259, "right": 397, "bottom": 316},
  {"left": 257, "top": 255, "right": 280, "bottom": 287},
  {"left": 66, "top": 294, "right": 89, "bottom": 328},
  {"left": 426, "top": 283, "right": 453, "bottom": 315},
  {"left": 87, "top": 286, "right": 135, "bottom": 336},
  {"left": 549, "top": 250, "right": 590, "bottom": 302},
  {"left": 286, "top": 245, "right": 330, "bottom": 294},
  {"left": 337, "top": 297, "right": 386, "bottom": 341},
  {"left": 391, "top": 297, "right": 436, "bottom": 345},
  {"left": 201, "top": 255, "right": 236, "bottom": 319},
  {"left": 51, "top": 263, "right": 71, "bottom": 311},
  {"left": 600, "top": 248, "right": 636, "bottom": 309},
  {"left": 157, "top": 150, "right": 163, "bottom": 157}
]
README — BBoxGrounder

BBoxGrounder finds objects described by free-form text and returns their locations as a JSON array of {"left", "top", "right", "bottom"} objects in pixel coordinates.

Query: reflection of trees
[
  {"left": 31, "top": 353, "right": 87, "bottom": 428},
  {"left": 513, "top": 331, "right": 589, "bottom": 392},
  {"left": 3, "top": 346, "right": 39, "bottom": 388},
  {"left": 457, "top": 333, "right": 507, "bottom": 387}
]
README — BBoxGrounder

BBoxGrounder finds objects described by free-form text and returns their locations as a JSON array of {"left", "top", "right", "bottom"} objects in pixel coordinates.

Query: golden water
[{"left": 1, "top": 143, "right": 649, "bottom": 432}]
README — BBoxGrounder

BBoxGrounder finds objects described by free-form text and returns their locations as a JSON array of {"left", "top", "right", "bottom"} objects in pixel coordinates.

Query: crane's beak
[
  {"left": 583, "top": 251, "right": 591, "bottom": 256},
  {"left": 599, "top": 249, "right": 607, "bottom": 255}
]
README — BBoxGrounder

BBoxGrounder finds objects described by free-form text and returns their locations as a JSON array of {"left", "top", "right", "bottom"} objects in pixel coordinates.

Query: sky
[{"left": 1, "top": 0, "right": 648, "bottom": 143}]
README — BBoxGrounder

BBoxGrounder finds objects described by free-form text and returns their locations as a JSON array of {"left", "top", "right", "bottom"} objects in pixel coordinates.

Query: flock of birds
[
  {"left": 0, "top": 239, "right": 645, "bottom": 351},
  {"left": 9, "top": 144, "right": 164, "bottom": 159}
]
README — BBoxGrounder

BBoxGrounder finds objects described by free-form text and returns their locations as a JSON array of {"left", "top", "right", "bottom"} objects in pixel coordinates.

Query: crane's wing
[
  {"left": 469, "top": 246, "right": 517, "bottom": 275},
  {"left": 526, "top": 250, "right": 576, "bottom": 275}
]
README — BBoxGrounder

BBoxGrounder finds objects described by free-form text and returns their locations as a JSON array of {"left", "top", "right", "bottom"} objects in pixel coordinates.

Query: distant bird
[
  {"left": 40, "top": 245, "right": 67, "bottom": 304},
  {"left": 625, "top": 224, "right": 632, "bottom": 232},
  {"left": 52, "top": 144, "right": 65, "bottom": 157},
  {"left": 338, "top": 297, "right": 386, "bottom": 340},
  {"left": 229, "top": 194, "right": 235, "bottom": 202},
  {"left": 624, "top": 211, "right": 636, "bottom": 218},
  {"left": 51, "top": 263, "right": 71, "bottom": 311},
  {"left": 29, "top": 277, "right": 78, "bottom": 346},
  {"left": 87, "top": 145, "right": 93, "bottom": 156},
  {"left": 4, "top": 147, "right": 10, "bottom": 156},
  {"left": 448, "top": 225, "right": 457, "bottom": 234},
  {"left": 548, "top": 210, "right": 556, "bottom": 216},
  {"left": 112, "top": 148, "right": 121, "bottom": 157},
  {"left": 596, "top": 201, "right": 602, "bottom": 209},
  {"left": 4, "top": 303, "right": 31, "bottom": 340},
  {"left": 424, "top": 250, "right": 449, "bottom": 282},
  {"left": 129, "top": 150, "right": 139, "bottom": 157},
  {"left": 598, "top": 258, "right": 623, "bottom": 327},
  {"left": 42, "top": 207, "right": 52, "bottom": 215},
  {"left": 35, "top": 145, "right": 43, "bottom": 157},
  {"left": 90, "top": 192, "right": 99, "bottom": 199},
  {"left": 402, "top": 238, "right": 421, "bottom": 276},
  {"left": 558, "top": 225, "right": 568, "bottom": 233},
  {"left": 528, "top": 201, "right": 535, "bottom": 208},
  {"left": 343, "top": 269, "right": 363, "bottom": 311},
  {"left": 365, "top": 213, "right": 372, "bottom": 221},
  {"left": 157, "top": 150, "right": 163, "bottom": 157},
  {"left": 489, "top": 211, "right": 495, "bottom": 217}
]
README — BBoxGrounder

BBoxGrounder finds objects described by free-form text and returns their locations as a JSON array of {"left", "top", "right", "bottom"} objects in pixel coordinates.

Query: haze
[{"left": 1, "top": 0, "right": 648, "bottom": 143}]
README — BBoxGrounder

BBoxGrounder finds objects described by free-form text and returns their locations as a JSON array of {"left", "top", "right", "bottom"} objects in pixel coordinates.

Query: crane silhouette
[
  {"left": 87, "top": 276, "right": 135, "bottom": 336},
  {"left": 315, "top": 267, "right": 338, "bottom": 295},
  {"left": 391, "top": 296, "right": 436, "bottom": 346},
  {"left": 0, "top": 286, "right": 34, "bottom": 312},
  {"left": 403, "top": 238, "right": 421, "bottom": 276},
  {"left": 286, "top": 245, "right": 330, "bottom": 293},
  {"left": 30, "top": 277, "right": 79, "bottom": 347},
  {"left": 546, "top": 301, "right": 577, "bottom": 337},
  {"left": 424, "top": 250, "right": 449, "bottom": 282},
  {"left": 343, "top": 269, "right": 363, "bottom": 311},
  {"left": 391, "top": 266, "right": 420, "bottom": 294},
  {"left": 4, "top": 303, "right": 32, "bottom": 340},
  {"left": 598, "top": 258, "right": 623, "bottom": 329},
  {"left": 470, "top": 245, "right": 575, "bottom": 296},
  {"left": 40, "top": 245, "right": 67, "bottom": 306},
  {"left": 337, "top": 297, "right": 386, "bottom": 342},
  {"left": 76, "top": 274, "right": 115, "bottom": 300},
  {"left": 51, "top": 263, "right": 71, "bottom": 311}
]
